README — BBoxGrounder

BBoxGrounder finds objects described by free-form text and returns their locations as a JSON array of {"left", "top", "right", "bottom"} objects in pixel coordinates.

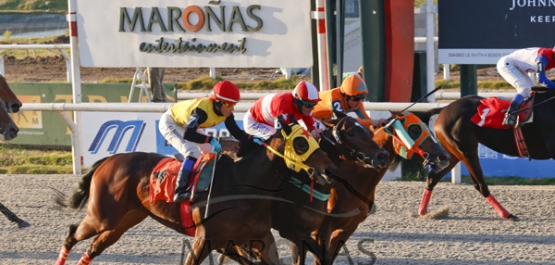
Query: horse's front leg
[
  {"left": 419, "top": 154, "right": 460, "bottom": 216},
  {"left": 459, "top": 150, "right": 516, "bottom": 220},
  {"left": 0, "top": 202, "right": 30, "bottom": 228},
  {"left": 184, "top": 237, "right": 213, "bottom": 265}
]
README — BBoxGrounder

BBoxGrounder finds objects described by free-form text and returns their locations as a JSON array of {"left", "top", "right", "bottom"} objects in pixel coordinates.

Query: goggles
[
  {"left": 350, "top": 95, "right": 366, "bottom": 101},
  {"left": 301, "top": 100, "right": 318, "bottom": 108},
  {"left": 222, "top": 101, "right": 237, "bottom": 108}
]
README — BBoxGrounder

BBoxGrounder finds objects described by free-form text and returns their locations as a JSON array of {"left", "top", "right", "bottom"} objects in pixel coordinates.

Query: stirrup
[
  {"left": 174, "top": 191, "right": 192, "bottom": 203},
  {"left": 502, "top": 114, "right": 516, "bottom": 127}
]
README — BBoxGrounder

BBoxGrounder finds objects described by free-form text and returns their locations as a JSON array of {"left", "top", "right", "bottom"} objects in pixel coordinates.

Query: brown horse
[
  {"left": 0, "top": 73, "right": 26, "bottom": 228},
  {"left": 54, "top": 117, "right": 336, "bottom": 265},
  {"left": 311, "top": 111, "right": 451, "bottom": 265},
  {"left": 414, "top": 88, "right": 555, "bottom": 220},
  {"left": 262, "top": 116, "right": 390, "bottom": 265}
]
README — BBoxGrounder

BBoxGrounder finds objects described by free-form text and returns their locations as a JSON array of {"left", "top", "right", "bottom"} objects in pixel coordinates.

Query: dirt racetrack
[{"left": 1, "top": 174, "right": 555, "bottom": 265}]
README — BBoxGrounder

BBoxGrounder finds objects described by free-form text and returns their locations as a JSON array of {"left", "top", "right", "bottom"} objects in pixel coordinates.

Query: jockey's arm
[
  {"left": 536, "top": 55, "right": 555, "bottom": 89},
  {"left": 183, "top": 109, "right": 213, "bottom": 144},
  {"left": 224, "top": 113, "right": 249, "bottom": 142}
]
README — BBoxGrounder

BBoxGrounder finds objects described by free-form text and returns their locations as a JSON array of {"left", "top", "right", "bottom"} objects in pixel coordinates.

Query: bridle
[{"left": 319, "top": 117, "right": 373, "bottom": 167}]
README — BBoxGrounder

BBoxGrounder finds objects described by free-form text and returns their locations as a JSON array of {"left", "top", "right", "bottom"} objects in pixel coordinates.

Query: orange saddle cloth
[{"left": 148, "top": 153, "right": 217, "bottom": 237}]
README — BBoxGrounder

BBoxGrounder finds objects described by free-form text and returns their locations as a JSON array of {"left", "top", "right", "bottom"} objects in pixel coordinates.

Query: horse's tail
[
  {"left": 53, "top": 157, "right": 109, "bottom": 212},
  {"left": 413, "top": 107, "right": 444, "bottom": 124}
]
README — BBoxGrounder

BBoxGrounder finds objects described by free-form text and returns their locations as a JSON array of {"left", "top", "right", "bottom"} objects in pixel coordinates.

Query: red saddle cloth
[
  {"left": 148, "top": 154, "right": 216, "bottom": 237},
  {"left": 470, "top": 96, "right": 533, "bottom": 129}
]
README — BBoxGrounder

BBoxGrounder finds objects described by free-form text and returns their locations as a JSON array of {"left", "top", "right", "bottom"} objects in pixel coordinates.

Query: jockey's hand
[
  {"left": 371, "top": 118, "right": 388, "bottom": 127},
  {"left": 311, "top": 128, "right": 324, "bottom": 140},
  {"left": 249, "top": 135, "right": 265, "bottom": 146},
  {"left": 210, "top": 138, "right": 222, "bottom": 153}
]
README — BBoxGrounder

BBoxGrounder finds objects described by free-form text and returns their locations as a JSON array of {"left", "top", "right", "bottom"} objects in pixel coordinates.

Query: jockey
[
  {"left": 497, "top": 46, "right": 555, "bottom": 126},
  {"left": 158, "top": 80, "right": 264, "bottom": 203},
  {"left": 243, "top": 81, "right": 324, "bottom": 139},
  {"left": 313, "top": 74, "right": 386, "bottom": 128}
]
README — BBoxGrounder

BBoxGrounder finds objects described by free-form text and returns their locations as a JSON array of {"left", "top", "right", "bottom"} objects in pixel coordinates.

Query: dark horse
[
  {"left": 0, "top": 73, "right": 27, "bottom": 229},
  {"left": 311, "top": 111, "right": 451, "bottom": 265},
  {"left": 266, "top": 116, "right": 390, "bottom": 265},
  {"left": 414, "top": 88, "right": 555, "bottom": 220},
  {"left": 54, "top": 117, "right": 336, "bottom": 265}
]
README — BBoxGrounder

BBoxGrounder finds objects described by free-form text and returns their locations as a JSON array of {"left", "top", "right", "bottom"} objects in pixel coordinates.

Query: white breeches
[
  {"left": 158, "top": 110, "right": 212, "bottom": 159},
  {"left": 497, "top": 56, "right": 536, "bottom": 97}
]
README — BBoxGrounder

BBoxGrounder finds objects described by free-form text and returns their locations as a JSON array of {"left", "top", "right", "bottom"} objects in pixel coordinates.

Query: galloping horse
[
  {"left": 267, "top": 116, "right": 389, "bottom": 265},
  {"left": 0, "top": 73, "right": 27, "bottom": 228},
  {"left": 54, "top": 117, "right": 336, "bottom": 265},
  {"left": 414, "top": 88, "right": 555, "bottom": 220},
  {"left": 312, "top": 111, "right": 451, "bottom": 265}
]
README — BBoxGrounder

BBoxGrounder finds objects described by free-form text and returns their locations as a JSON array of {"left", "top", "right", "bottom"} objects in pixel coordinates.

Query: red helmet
[
  {"left": 210, "top": 80, "right": 240, "bottom": 104},
  {"left": 292, "top": 81, "right": 321, "bottom": 103}
]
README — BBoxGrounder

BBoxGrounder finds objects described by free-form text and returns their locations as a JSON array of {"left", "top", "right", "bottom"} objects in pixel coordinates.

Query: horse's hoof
[
  {"left": 507, "top": 214, "right": 519, "bottom": 221},
  {"left": 217, "top": 254, "right": 231, "bottom": 264},
  {"left": 18, "top": 221, "right": 31, "bottom": 229}
]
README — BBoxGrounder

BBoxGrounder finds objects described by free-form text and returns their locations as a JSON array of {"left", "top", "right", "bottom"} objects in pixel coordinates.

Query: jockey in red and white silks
[
  {"left": 497, "top": 47, "right": 555, "bottom": 126},
  {"left": 243, "top": 81, "right": 323, "bottom": 140}
]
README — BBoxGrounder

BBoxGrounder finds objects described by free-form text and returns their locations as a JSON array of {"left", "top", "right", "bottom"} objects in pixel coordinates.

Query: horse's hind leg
[
  {"left": 55, "top": 210, "right": 148, "bottom": 265},
  {"left": 75, "top": 210, "right": 148, "bottom": 264}
]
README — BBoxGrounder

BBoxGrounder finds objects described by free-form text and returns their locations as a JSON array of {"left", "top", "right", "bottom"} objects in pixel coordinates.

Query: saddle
[
  {"left": 149, "top": 153, "right": 217, "bottom": 204},
  {"left": 470, "top": 93, "right": 535, "bottom": 129},
  {"left": 470, "top": 93, "right": 535, "bottom": 158},
  {"left": 148, "top": 153, "right": 218, "bottom": 237}
]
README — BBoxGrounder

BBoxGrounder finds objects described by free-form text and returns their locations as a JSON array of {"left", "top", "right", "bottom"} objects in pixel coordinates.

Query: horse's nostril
[{"left": 10, "top": 103, "right": 21, "bottom": 113}]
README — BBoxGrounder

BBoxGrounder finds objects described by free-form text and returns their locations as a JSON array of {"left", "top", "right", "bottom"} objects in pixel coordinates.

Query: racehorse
[
  {"left": 266, "top": 116, "right": 389, "bottom": 265},
  {"left": 311, "top": 111, "right": 451, "bottom": 264},
  {"left": 0, "top": 73, "right": 27, "bottom": 228},
  {"left": 53, "top": 117, "right": 337, "bottom": 265},
  {"left": 414, "top": 88, "right": 555, "bottom": 220}
]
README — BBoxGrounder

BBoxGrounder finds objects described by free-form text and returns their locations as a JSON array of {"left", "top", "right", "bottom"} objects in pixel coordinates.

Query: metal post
[
  {"left": 67, "top": 0, "right": 83, "bottom": 174},
  {"left": 359, "top": 0, "right": 385, "bottom": 102},
  {"left": 425, "top": 0, "right": 436, "bottom": 102}
]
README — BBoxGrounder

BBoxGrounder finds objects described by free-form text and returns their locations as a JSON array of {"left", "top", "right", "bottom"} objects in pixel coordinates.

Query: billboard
[
  {"left": 81, "top": 112, "right": 244, "bottom": 167},
  {"left": 8, "top": 83, "right": 176, "bottom": 147},
  {"left": 438, "top": 0, "right": 555, "bottom": 64},
  {"left": 76, "top": 0, "right": 313, "bottom": 68}
]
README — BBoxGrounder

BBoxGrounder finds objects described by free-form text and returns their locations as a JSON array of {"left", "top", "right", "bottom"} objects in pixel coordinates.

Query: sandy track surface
[{"left": 1, "top": 174, "right": 555, "bottom": 265}]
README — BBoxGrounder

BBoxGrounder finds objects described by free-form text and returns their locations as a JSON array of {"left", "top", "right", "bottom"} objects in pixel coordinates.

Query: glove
[
  {"left": 210, "top": 138, "right": 222, "bottom": 153},
  {"left": 311, "top": 128, "right": 324, "bottom": 139},
  {"left": 249, "top": 135, "right": 265, "bottom": 146}
]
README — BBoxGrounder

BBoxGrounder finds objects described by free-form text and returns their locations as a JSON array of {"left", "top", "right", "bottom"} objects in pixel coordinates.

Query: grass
[{"left": 0, "top": 144, "right": 73, "bottom": 174}]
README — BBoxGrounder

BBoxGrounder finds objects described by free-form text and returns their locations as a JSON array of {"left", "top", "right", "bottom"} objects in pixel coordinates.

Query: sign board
[
  {"left": 76, "top": 0, "right": 313, "bottom": 68},
  {"left": 81, "top": 112, "right": 244, "bottom": 166},
  {"left": 7, "top": 83, "right": 176, "bottom": 147},
  {"left": 438, "top": 0, "right": 555, "bottom": 64}
]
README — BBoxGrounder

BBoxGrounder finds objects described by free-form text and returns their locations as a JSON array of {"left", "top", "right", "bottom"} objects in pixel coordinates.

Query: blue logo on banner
[{"left": 89, "top": 120, "right": 145, "bottom": 154}]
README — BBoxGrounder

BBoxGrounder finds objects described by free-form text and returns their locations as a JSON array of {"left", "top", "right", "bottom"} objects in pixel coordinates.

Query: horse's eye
[
  {"left": 346, "top": 130, "right": 355, "bottom": 137},
  {"left": 408, "top": 124, "right": 422, "bottom": 139}
]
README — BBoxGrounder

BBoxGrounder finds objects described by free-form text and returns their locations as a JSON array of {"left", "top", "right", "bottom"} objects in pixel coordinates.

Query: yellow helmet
[{"left": 339, "top": 75, "right": 368, "bottom": 96}]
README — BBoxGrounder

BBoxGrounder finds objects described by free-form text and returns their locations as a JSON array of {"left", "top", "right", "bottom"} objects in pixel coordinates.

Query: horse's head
[
  {"left": 268, "top": 115, "right": 337, "bottom": 185},
  {"left": 0, "top": 74, "right": 22, "bottom": 113},
  {"left": 320, "top": 115, "right": 389, "bottom": 169},
  {"left": 0, "top": 98, "right": 19, "bottom": 140},
  {"left": 382, "top": 111, "right": 450, "bottom": 173}
]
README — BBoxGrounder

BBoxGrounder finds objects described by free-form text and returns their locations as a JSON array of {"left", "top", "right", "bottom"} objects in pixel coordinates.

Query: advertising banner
[
  {"left": 81, "top": 112, "right": 244, "bottom": 167},
  {"left": 76, "top": 0, "right": 313, "bottom": 68},
  {"left": 8, "top": 83, "right": 176, "bottom": 146},
  {"left": 438, "top": 0, "right": 555, "bottom": 64}
]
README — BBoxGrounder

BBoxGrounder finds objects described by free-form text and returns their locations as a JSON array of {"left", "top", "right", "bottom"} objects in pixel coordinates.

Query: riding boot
[
  {"left": 174, "top": 157, "right": 196, "bottom": 203},
  {"left": 502, "top": 101, "right": 521, "bottom": 127}
]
